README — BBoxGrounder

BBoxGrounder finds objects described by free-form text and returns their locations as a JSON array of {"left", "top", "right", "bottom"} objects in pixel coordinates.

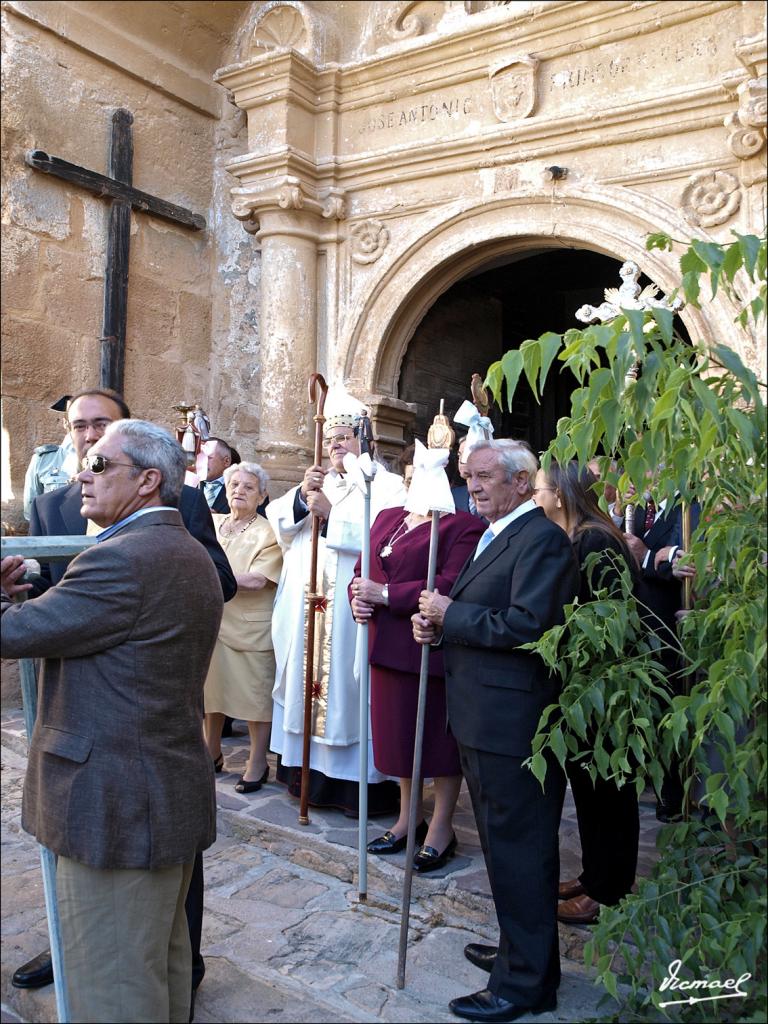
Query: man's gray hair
[
  {"left": 468, "top": 439, "right": 538, "bottom": 491},
  {"left": 104, "top": 420, "right": 186, "bottom": 505},
  {"left": 223, "top": 461, "right": 269, "bottom": 494}
]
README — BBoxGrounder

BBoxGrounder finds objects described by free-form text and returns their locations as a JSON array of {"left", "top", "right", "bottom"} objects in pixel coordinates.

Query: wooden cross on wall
[{"left": 26, "top": 109, "right": 206, "bottom": 394}]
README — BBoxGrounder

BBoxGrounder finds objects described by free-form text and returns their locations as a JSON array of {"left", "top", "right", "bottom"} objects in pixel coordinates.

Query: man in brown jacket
[{"left": 1, "top": 419, "right": 223, "bottom": 1024}]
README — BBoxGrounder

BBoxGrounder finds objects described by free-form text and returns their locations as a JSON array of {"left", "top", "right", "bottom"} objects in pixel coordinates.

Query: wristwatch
[{"left": 381, "top": 584, "right": 389, "bottom": 605}]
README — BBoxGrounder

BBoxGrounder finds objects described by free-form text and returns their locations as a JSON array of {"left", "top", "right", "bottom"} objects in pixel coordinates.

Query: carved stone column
[
  {"left": 216, "top": 43, "right": 345, "bottom": 490},
  {"left": 226, "top": 187, "right": 329, "bottom": 489},
  {"left": 364, "top": 394, "right": 417, "bottom": 464},
  {"left": 255, "top": 208, "right": 319, "bottom": 483}
]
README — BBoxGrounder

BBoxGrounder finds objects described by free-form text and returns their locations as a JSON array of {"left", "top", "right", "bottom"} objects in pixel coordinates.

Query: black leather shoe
[
  {"left": 464, "top": 943, "right": 498, "bottom": 973},
  {"left": 413, "top": 833, "right": 457, "bottom": 873},
  {"left": 449, "top": 988, "right": 556, "bottom": 1022},
  {"left": 12, "top": 950, "right": 54, "bottom": 989},
  {"left": 367, "top": 820, "right": 427, "bottom": 854}
]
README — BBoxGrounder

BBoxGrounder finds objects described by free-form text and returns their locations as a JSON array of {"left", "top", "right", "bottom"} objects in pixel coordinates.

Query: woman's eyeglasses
[{"left": 81, "top": 454, "right": 137, "bottom": 474}]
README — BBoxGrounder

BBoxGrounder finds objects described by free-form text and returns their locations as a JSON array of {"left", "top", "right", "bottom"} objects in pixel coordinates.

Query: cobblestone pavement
[{"left": 2, "top": 713, "right": 661, "bottom": 1023}]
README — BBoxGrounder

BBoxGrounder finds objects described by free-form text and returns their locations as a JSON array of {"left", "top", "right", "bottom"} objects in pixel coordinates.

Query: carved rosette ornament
[
  {"left": 681, "top": 170, "right": 742, "bottom": 228},
  {"left": 725, "top": 77, "right": 767, "bottom": 160},
  {"left": 490, "top": 56, "right": 539, "bottom": 122},
  {"left": 350, "top": 219, "right": 390, "bottom": 265}
]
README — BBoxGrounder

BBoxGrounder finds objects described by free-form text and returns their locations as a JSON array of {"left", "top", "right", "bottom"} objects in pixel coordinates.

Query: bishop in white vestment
[{"left": 267, "top": 399, "right": 406, "bottom": 814}]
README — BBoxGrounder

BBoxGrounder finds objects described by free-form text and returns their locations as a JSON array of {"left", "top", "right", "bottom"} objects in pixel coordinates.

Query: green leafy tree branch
[{"left": 485, "top": 232, "right": 767, "bottom": 1021}]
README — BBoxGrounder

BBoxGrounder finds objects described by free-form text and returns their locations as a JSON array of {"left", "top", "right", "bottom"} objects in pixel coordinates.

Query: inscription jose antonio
[{"left": 358, "top": 96, "right": 473, "bottom": 136}]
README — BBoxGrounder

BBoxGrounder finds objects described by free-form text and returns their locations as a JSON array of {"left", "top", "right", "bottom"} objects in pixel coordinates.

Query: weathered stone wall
[
  {"left": 207, "top": 65, "right": 263, "bottom": 464},
  {"left": 0, "top": 1, "right": 231, "bottom": 526},
  {"left": 217, "top": 0, "right": 766, "bottom": 481},
  {"left": 2, "top": 1, "right": 766, "bottom": 517}
]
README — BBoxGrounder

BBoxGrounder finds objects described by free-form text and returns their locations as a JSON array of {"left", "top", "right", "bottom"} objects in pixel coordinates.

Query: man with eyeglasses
[
  {"left": 266, "top": 392, "right": 406, "bottom": 816},
  {"left": 24, "top": 388, "right": 128, "bottom": 588},
  {"left": 27, "top": 389, "right": 234, "bottom": 597},
  {"left": 15, "top": 387, "right": 235, "bottom": 1018},
  {"left": 2, "top": 419, "right": 223, "bottom": 1024}
]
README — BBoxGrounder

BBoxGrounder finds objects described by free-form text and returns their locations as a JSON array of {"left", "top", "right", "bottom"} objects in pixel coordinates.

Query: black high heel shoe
[
  {"left": 413, "top": 833, "right": 457, "bottom": 873},
  {"left": 367, "top": 820, "right": 428, "bottom": 855},
  {"left": 213, "top": 753, "right": 224, "bottom": 774},
  {"left": 234, "top": 765, "right": 269, "bottom": 794}
]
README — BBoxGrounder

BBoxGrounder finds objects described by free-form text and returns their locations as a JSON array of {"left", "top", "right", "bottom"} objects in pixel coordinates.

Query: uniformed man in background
[{"left": 22, "top": 396, "right": 78, "bottom": 520}]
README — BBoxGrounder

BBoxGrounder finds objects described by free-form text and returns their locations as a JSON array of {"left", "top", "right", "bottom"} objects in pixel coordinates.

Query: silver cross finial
[{"left": 575, "top": 261, "right": 684, "bottom": 324}]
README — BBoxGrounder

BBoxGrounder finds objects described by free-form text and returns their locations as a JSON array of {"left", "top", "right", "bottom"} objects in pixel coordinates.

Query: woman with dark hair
[{"left": 533, "top": 460, "right": 640, "bottom": 924}]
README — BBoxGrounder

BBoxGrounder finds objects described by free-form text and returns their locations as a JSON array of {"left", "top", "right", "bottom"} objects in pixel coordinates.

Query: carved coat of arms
[{"left": 490, "top": 56, "right": 539, "bottom": 122}]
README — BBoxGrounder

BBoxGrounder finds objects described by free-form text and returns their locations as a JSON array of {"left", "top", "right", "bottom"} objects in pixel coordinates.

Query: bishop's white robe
[{"left": 267, "top": 466, "right": 406, "bottom": 782}]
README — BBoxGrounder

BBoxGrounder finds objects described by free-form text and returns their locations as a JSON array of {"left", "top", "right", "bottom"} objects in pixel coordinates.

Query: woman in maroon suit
[{"left": 350, "top": 483, "right": 485, "bottom": 872}]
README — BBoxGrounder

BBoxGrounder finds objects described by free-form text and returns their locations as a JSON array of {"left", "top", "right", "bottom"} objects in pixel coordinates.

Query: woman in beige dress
[{"left": 204, "top": 461, "right": 283, "bottom": 793}]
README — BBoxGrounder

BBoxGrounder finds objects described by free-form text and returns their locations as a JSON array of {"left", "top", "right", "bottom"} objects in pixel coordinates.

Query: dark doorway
[{"left": 398, "top": 247, "right": 671, "bottom": 456}]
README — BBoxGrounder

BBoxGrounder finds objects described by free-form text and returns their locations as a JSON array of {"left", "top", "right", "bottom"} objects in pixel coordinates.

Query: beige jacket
[{"left": 212, "top": 514, "right": 282, "bottom": 652}]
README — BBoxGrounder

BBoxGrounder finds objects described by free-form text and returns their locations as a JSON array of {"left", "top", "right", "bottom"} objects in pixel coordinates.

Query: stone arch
[{"left": 340, "top": 184, "right": 746, "bottom": 401}]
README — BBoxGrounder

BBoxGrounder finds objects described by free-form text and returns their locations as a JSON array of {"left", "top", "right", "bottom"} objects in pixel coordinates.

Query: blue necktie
[
  {"left": 473, "top": 527, "right": 495, "bottom": 560},
  {"left": 204, "top": 481, "right": 220, "bottom": 506}
]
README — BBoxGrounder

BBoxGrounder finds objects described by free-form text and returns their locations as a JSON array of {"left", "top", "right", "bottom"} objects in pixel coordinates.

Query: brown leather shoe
[
  {"left": 557, "top": 894, "right": 600, "bottom": 924},
  {"left": 558, "top": 878, "right": 585, "bottom": 900}
]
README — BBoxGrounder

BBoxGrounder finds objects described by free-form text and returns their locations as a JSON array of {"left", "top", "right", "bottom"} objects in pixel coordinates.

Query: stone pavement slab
[{"left": 1, "top": 713, "right": 648, "bottom": 1023}]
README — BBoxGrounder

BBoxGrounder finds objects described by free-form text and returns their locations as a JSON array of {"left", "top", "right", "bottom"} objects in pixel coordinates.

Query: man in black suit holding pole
[{"left": 413, "top": 439, "right": 578, "bottom": 1023}]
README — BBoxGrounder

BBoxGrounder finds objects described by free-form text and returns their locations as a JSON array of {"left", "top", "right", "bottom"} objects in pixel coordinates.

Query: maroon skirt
[{"left": 370, "top": 665, "right": 461, "bottom": 778}]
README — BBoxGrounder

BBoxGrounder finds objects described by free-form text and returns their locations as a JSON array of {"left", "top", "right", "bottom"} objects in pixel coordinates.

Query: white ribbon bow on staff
[
  {"left": 454, "top": 399, "right": 494, "bottom": 452},
  {"left": 405, "top": 440, "right": 455, "bottom": 516},
  {"left": 342, "top": 451, "right": 378, "bottom": 490}
]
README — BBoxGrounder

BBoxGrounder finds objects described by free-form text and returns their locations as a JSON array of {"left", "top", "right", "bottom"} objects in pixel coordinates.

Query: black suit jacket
[
  {"left": 635, "top": 500, "right": 701, "bottom": 641},
  {"left": 29, "top": 482, "right": 237, "bottom": 601},
  {"left": 442, "top": 507, "right": 579, "bottom": 758}
]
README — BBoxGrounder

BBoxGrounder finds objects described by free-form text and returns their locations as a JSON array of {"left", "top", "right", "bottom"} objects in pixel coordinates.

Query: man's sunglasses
[{"left": 81, "top": 454, "right": 138, "bottom": 474}]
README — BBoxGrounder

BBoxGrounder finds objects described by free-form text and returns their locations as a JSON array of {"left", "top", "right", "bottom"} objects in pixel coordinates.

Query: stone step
[{"left": 2, "top": 712, "right": 655, "bottom": 1022}]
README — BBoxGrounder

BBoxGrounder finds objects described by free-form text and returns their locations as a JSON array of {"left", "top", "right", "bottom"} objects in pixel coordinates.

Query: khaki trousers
[{"left": 56, "top": 856, "right": 194, "bottom": 1024}]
